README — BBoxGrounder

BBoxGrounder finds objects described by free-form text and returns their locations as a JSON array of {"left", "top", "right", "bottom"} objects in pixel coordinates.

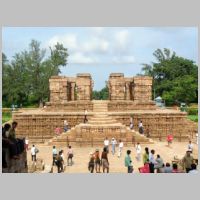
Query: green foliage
[
  {"left": 186, "top": 107, "right": 198, "bottom": 115},
  {"left": 2, "top": 40, "right": 68, "bottom": 107},
  {"left": 92, "top": 86, "right": 109, "bottom": 100},
  {"left": 2, "top": 111, "right": 12, "bottom": 124},
  {"left": 141, "top": 48, "right": 198, "bottom": 105},
  {"left": 187, "top": 115, "right": 198, "bottom": 122}
]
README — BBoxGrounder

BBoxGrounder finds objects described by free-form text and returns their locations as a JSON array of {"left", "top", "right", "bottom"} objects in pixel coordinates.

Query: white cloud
[
  {"left": 114, "top": 30, "right": 130, "bottom": 50},
  {"left": 48, "top": 34, "right": 77, "bottom": 51},
  {"left": 89, "top": 27, "right": 105, "bottom": 35},
  {"left": 112, "top": 55, "right": 135, "bottom": 64},
  {"left": 69, "top": 52, "right": 98, "bottom": 64},
  {"left": 82, "top": 38, "right": 109, "bottom": 53}
]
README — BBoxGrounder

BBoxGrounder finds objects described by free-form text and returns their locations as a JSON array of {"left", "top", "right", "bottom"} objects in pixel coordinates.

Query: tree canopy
[
  {"left": 2, "top": 40, "right": 68, "bottom": 107},
  {"left": 141, "top": 48, "right": 198, "bottom": 105},
  {"left": 92, "top": 86, "right": 109, "bottom": 100}
]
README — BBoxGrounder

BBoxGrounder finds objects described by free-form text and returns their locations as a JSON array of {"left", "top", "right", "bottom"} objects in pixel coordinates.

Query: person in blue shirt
[{"left": 125, "top": 150, "right": 133, "bottom": 173}]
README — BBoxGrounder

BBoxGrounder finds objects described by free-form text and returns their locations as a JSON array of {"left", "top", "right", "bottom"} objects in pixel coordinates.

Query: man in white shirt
[
  {"left": 25, "top": 137, "right": 29, "bottom": 151},
  {"left": 31, "top": 145, "right": 36, "bottom": 161},
  {"left": 104, "top": 137, "right": 109, "bottom": 153},
  {"left": 135, "top": 142, "right": 142, "bottom": 161},
  {"left": 149, "top": 149, "right": 157, "bottom": 173},
  {"left": 111, "top": 138, "right": 117, "bottom": 155},
  {"left": 118, "top": 140, "right": 124, "bottom": 158}
]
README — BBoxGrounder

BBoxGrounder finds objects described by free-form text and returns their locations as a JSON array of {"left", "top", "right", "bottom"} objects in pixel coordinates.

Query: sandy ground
[{"left": 27, "top": 141, "right": 198, "bottom": 173}]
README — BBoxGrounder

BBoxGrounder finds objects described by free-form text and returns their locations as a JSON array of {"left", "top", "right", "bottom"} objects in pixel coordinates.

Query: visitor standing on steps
[
  {"left": 101, "top": 147, "right": 109, "bottom": 173},
  {"left": 138, "top": 120, "right": 144, "bottom": 134},
  {"left": 84, "top": 109, "right": 88, "bottom": 123},
  {"left": 52, "top": 146, "right": 57, "bottom": 166},
  {"left": 118, "top": 139, "right": 124, "bottom": 158},
  {"left": 135, "top": 142, "right": 142, "bottom": 161},
  {"left": 111, "top": 138, "right": 117, "bottom": 155},
  {"left": 104, "top": 137, "right": 109, "bottom": 153},
  {"left": 64, "top": 120, "right": 68, "bottom": 132},
  {"left": 125, "top": 150, "right": 133, "bottom": 173}
]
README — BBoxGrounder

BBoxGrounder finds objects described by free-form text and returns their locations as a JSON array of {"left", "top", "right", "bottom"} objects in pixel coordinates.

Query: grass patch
[
  {"left": 2, "top": 112, "right": 12, "bottom": 124},
  {"left": 187, "top": 115, "right": 198, "bottom": 122}
]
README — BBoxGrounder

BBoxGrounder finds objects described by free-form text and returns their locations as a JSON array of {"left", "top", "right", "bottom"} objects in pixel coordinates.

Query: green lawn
[
  {"left": 2, "top": 112, "right": 12, "bottom": 124},
  {"left": 187, "top": 115, "right": 198, "bottom": 122}
]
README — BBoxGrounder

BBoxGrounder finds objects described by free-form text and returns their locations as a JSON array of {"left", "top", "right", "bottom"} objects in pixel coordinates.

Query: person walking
[
  {"left": 125, "top": 150, "right": 133, "bottom": 173},
  {"left": 31, "top": 145, "right": 37, "bottom": 161},
  {"left": 104, "top": 137, "right": 109, "bottom": 153},
  {"left": 135, "top": 142, "right": 142, "bottom": 161},
  {"left": 111, "top": 138, "right": 117, "bottom": 155},
  {"left": 101, "top": 147, "right": 109, "bottom": 173},
  {"left": 52, "top": 146, "right": 57, "bottom": 166},
  {"left": 94, "top": 149, "right": 101, "bottom": 173},
  {"left": 88, "top": 152, "right": 95, "bottom": 173},
  {"left": 182, "top": 150, "right": 194, "bottom": 173},
  {"left": 67, "top": 146, "right": 73, "bottom": 166},
  {"left": 118, "top": 140, "right": 124, "bottom": 158},
  {"left": 56, "top": 151, "right": 64, "bottom": 173},
  {"left": 167, "top": 133, "right": 173, "bottom": 147}
]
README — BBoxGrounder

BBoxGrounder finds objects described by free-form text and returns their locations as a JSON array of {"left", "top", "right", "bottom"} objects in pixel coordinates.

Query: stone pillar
[
  {"left": 49, "top": 76, "right": 68, "bottom": 103},
  {"left": 108, "top": 73, "right": 126, "bottom": 100},
  {"left": 133, "top": 76, "right": 153, "bottom": 101},
  {"left": 76, "top": 73, "right": 92, "bottom": 101}
]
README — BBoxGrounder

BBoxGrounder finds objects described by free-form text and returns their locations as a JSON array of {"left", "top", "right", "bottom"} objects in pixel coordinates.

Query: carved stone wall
[{"left": 108, "top": 73, "right": 153, "bottom": 102}]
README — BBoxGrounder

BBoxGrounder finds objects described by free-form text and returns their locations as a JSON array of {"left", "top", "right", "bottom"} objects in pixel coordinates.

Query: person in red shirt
[{"left": 167, "top": 133, "right": 173, "bottom": 147}]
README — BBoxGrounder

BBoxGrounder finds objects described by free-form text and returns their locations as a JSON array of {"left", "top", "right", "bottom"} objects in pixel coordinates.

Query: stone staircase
[{"left": 47, "top": 101, "right": 153, "bottom": 146}]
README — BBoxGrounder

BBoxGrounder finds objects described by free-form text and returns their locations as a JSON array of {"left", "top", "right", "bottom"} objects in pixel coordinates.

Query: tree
[
  {"left": 141, "top": 48, "right": 198, "bottom": 105},
  {"left": 92, "top": 86, "right": 109, "bottom": 100},
  {"left": 2, "top": 40, "right": 69, "bottom": 107}
]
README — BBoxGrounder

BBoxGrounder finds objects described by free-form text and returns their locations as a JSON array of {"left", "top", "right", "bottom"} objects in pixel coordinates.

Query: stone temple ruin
[{"left": 13, "top": 73, "right": 197, "bottom": 146}]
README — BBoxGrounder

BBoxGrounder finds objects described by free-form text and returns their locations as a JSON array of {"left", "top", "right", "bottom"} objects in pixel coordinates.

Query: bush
[{"left": 186, "top": 107, "right": 198, "bottom": 115}]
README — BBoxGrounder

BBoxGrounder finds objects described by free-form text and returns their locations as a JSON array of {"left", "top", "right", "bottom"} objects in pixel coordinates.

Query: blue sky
[{"left": 2, "top": 27, "right": 198, "bottom": 90}]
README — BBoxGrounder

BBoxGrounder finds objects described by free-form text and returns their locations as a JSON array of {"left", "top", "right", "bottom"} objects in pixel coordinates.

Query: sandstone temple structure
[{"left": 13, "top": 73, "right": 197, "bottom": 146}]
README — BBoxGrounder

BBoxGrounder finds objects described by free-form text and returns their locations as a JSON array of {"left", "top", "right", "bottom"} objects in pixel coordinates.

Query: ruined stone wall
[
  {"left": 107, "top": 100, "right": 156, "bottom": 111},
  {"left": 13, "top": 112, "right": 93, "bottom": 143},
  {"left": 110, "top": 112, "right": 197, "bottom": 141}
]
